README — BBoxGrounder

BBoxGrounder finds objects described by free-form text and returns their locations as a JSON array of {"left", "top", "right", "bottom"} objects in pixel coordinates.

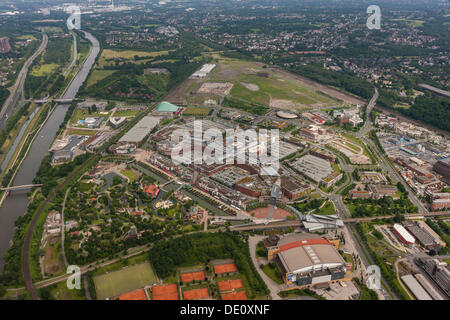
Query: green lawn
[
  {"left": 113, "top": 109, "right": 141, "bottom": 117},
  {"left": 261, "top": 264, "right": 283, "bottom": 284},
  {"left": 86, "top": 70, "right": 115, "bottom": 87},
  {"left": 66, "top": 128, "right": 97, "bottom": 136},
  {"left": 315, "top": 201, "right": 336, "bottom": 215},
  {"left": 183, "top": 106, "right": 211, "bottom": 116},
  {"left": 31, "top": 63, "right": 59, "bottom": 76},
  {"left": 93, "top": 262, "right": 158, "bottom": 300},
  {"left": 121, "top": 169, "right": 138, "bottom": 183}
]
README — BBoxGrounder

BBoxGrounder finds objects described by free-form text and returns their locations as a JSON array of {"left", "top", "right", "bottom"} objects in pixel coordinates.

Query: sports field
[{"left": 93, "top": 262, "right": 158, "bottom": 300}]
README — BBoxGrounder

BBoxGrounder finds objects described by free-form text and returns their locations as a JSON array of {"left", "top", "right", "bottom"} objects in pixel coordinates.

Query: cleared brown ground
[
  {"left": 213, "top": 263, "right": 238, "bottom": 275},
  {"left": 183, "top": 288, "right": 209, "bottom": 300},
  {"left": 249, "top": 207, "right": 292, "bottom": 220},
  {"left": 221, "top": 291, "right": 247, "bottom": 300},
  {"left": 181, "top": 271, "right": 205, "bottom": 283},
  {"left": 218, "top": 279, "right": 243, "bottom": 292},
  {"left": 119, "top": 289, "right": 148, "bottom": 300},
  {"left": 152, "top": 284, "right": 179, "bottom": 300}
]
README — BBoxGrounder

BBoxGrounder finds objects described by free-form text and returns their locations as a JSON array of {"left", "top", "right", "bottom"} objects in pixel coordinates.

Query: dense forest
[
  {"left": 290, "top": 64, "right": 374, "bottom": 100},
  {"left": 0, "top": 87, "right": 8, "bottom": 109},
  {"left": 378, "top": 89, "right": 450, "bottom": 132},
  {"left": 403, "top": 95, "right": 450, "bottom": 132}
]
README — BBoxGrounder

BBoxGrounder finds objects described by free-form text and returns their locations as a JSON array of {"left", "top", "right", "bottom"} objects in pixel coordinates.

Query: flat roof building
[
  {"left": 156, "top": 101, "right": 181, "bottom": 113},
  {"left": 119, "top": 116, "right": 160, "bottom": 143},
  {"left": 291, "top": 154, "right": 332, "bottom": 183},
  {"left": 393, "top": 223, "right": 416, "bottom": 245},
  {"left": 265, "top": 233, "right": 349, "bottom": 287},
  {"left": 401, "top": 275, "right": 432, "bottom": 300}
]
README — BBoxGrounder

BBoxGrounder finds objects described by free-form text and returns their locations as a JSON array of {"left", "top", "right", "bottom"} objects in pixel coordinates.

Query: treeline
[
  {"left": 0, "top": 102, "right": 32, "bottom": 156},
  {"left": 222, "top": 97, "right": 269, "bottom": 115},
  {"left": 149, "top": 232, "right": 269, "bottom": 298},
  {"left": 425, "top": 219, "right": 450, "bottom": 253},
  {"left": 403, "top": 95, "right": 450, "bottom": 132},
  {"left": 0, "top": 86, "right": 9, "bottom": 108},
  {"left": 289, "top": 64, "right": 374, "bottom": 100},
  {"left": 0, "top": 192, "right": 46, "bottom": 287},
  {"left": 347, "top": 196, "right": 418, "bottom": 217},
  {"left": 377, "top": 88, "right": 450, "bottom": 132},
  {"left": 32, "top": 153, "right": 92, "bottom": 197}
]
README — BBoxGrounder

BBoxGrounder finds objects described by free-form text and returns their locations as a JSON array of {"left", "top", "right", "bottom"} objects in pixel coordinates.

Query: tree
[{"left": 0, "top": 284, "right": 6, "bottom": 298}]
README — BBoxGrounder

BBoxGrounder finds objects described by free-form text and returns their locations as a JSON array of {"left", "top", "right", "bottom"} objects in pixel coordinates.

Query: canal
[{"left": 0, "top": 31, "right": 99, "bottom": 269}]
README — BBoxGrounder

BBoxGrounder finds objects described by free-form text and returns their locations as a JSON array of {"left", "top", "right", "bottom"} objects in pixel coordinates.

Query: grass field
[
  {"left": 66, "top": 128, "right": 97, "bottom": 136},
  {"left": 175, "top": 56, "right": 340, "bottom": 111},
  {"left": 37, "top": 26, "right": 63, "bottom": 33},
  {"left": 93, "top": 262, "right": 158, "bottom": 300},
  {"left": 183, "top": 106, "right": 211, "bottom": 116},
  {"left": 98, "top": 49, "right": 172, "bottom": 67},
  {"left": 121, "top": 169, "right": 138, "bottom": 182},
  {"left": 261, "top": 264, "right": 283, "bottom": 284},
  {"left": 86, "top": 70, "right": 116, "bottom": 87},
  {"left": 30, "top": 63, "right": 59, "bottom": 76},
  {"left": 113, "top": 109, "right": 141, "bottom": 117}
]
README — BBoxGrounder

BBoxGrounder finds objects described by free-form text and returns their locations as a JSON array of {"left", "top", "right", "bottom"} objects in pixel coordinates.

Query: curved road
[{"left": 0, "top": 34, "right": 48, "bottom": 130}]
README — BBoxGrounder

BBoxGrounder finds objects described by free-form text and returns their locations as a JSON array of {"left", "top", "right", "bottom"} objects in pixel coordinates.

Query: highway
[{"left": 0, "top": 34, "right": 48, "bottom": 130}]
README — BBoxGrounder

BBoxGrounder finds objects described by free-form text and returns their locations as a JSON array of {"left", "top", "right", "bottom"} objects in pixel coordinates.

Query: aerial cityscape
[{"left": 0, "top": 0, "right": 449, "bottom": 305}]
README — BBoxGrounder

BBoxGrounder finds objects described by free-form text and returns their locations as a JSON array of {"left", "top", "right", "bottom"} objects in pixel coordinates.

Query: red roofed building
[{"left": 142, "top": 184, "right": 160, "bottom": 198}]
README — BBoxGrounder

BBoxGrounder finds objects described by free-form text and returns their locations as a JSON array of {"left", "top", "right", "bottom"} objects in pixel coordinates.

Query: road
[
  {"left": 248, "top": 235, "right": 282, "bottom": 300},
  {"left": 0, "top": 34, "right": 48, "bottom": 130},
  {"left": 358, "top": 87, "right": 379, "bottom": 136},
  {"left": 351, "top": 86, "right": 427, "bottom": 214},
  {"left": 60, "top": 188, "right": 71, "bottom": 267},
  {"left": 394, "top": 259, "right": 415, "bottom": 300}
]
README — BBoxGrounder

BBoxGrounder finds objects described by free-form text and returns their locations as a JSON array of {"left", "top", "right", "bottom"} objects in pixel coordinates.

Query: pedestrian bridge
[{"left": 1, "top": 184, "right": 43, "bottom": 191}]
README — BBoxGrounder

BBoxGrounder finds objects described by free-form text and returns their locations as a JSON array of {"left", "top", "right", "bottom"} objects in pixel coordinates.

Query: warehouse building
[
  {"left": 263, "top": 233, "right": 350, "bottom": 287},
  {"left": 291, "top": 154, "right": 332, "bottom": 183},
  {"left": 393, "top": 224, "right": 416, "bottom": 245},
  {"left": 415, "top": 258, "right": 450, "bottom": 298},
  {"left": 413, "top": 273, "right": 446, "bottom": 300},
  {"left": 433, "top": 158, "right": 450, "bottom": 184},
  {"left": 400, "top": 275, "right": 432, "bottom": 300},
  {"left": 403, "top": 220, "right": 441, "bottom": 250},
  {"left": 190, "top": 64, "right": 216, "bottom": 78},
  {"left": 119, "top": 116, "right": 160, "bottom": 143}
]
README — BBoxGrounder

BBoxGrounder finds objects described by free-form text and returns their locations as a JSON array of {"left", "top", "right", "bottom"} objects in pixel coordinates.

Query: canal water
[{"left": 0, "top": 31, "right": 99, "bottom": 270}]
